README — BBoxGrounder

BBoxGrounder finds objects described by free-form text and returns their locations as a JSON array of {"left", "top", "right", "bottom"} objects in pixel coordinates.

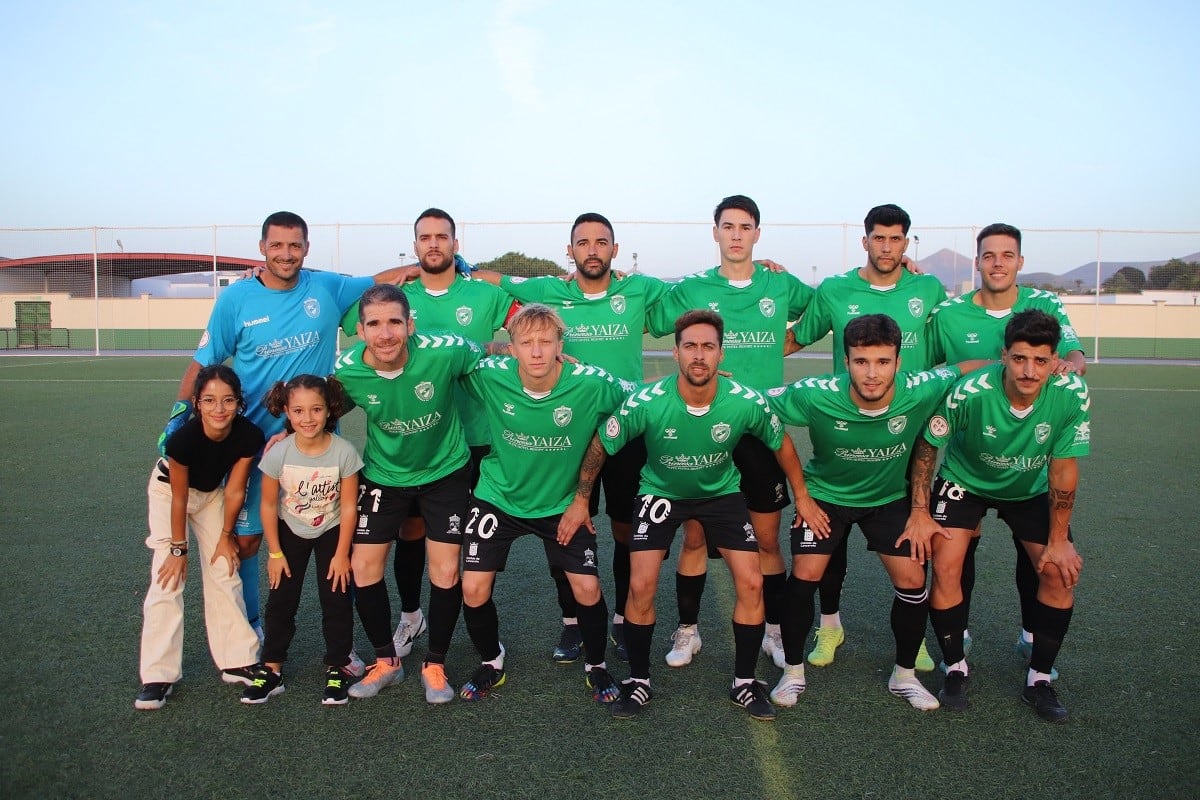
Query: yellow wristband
[{"left": 268, "top": 551, "right": 284, "bottom": 559}]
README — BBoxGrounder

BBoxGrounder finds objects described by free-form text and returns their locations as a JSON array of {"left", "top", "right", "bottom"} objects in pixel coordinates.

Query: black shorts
[
  {"left": 789, "top": 496, "right": 912, "bottom": 558},
  {"left": 461, "top": 498, "right": 600, "bottom": 576},
  {"left": 734, "top": 435, "right": 790, "bottom": 513},
  {"left": 631, "top": 492, "right": 759, "bottom": 554},
  {"left": 589, "top": 436, "right": 647, "bottom": 524},
  {"left": 355, "top": 467, "right": 471, "bottom": 545},
  {"left": 930, "top": 476, "right": 1070, "bottom": 545}
]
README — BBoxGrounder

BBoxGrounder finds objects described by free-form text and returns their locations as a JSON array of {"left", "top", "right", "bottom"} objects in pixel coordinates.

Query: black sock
[
  {"left": 732, "top": 620, "right": 765, "bottom": 680},
  {"left": 393, "top": 537, "right": 426, "bottom": 613},
  {"left": 762, "top": 571, "right": 786, "bottom": 626},
  {"left": 819, "top": 537, "right": 848, "bottom": 615},
  {"left": 550, "top": 566, "right": 578, "bottom": 619},
  {"left": 612, "top": 540, "right": 631, "bottom": 617},
  {"left": 353, "top": 579, "right": 396, "bottom": 658},
  {"left": 930, "top": 602, "right": 968, "bottom": 666},
  {"left": 576, "top": 595, "right": 609, "bottom": 666},
  {"left": 1029, "top": 600, "right": 1073, "bottom": 674},
  {"left": 624, "top": 620, "right": 654, "bottom": 681},
  {"left": 462, "top": 598, "right": 501, "bottom": 663},
  {"left": 425, "top": 581, "right": 462, "bottom": 665},
  {"left": 675, "top": 572, "right": 706, "bottom": 626},
  {"left": 891, "top": 586, "right": 929, "bottom": 669},
  {"left": 1014, "top": 538, "right": 1039, "bottom": 632},
  {"left": 781, "top": 576, "right": 819, "bottom": 666},
  {"left": 961, "top": 537, "right": 980, "bottom": 622}
]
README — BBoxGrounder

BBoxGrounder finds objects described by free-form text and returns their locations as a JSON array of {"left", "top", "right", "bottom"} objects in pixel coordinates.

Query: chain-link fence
[{"left": 1, "top": 221, "right": 1198, "bottom": 358}]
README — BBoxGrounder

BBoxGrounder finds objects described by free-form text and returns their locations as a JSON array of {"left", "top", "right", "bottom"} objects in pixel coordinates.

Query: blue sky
[{"left": 3, "top": 0, "right": 1197, "bottom": 278}]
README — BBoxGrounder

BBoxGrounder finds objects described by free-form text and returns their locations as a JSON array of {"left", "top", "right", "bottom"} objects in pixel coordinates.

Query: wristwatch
[{"left": 169, "top": 543, "right": 188, "bottom": 557}]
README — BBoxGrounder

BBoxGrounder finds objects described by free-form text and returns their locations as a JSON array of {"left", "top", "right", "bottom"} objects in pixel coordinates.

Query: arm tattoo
[
  {"left": 1049, "top": 487, "right": 1076, "bottom": 511},
  {"left": 576, "top": 435, "right": 606, "bottom": 500},
  {"left": 910, "top": 439, "right": 938, "bottom": 508}
]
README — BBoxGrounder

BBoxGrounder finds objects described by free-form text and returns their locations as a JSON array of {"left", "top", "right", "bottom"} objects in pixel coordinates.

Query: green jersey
[
  {"left": 601, "top": 375, "right": 785, "bottom": 500},
  {"left": 340, "top": 275, "right": 515, "bottom": 447},
  {"left": 462, "top": 358, "right": 634, "bottom": 518},
  {"left": 923, "top": 363, "right": 1091, "bottom": 501},
  {"left": 334, "top": 334, "right": 483, "bottom": 487},
  {"left": 499, "top": 272, "right": 668, "bottom": 382},
  {"left": 793, "top": 268, "right": 948, "bottom": 372},
  {"left": 766, "top": 367, "right": 961, "bottom": 506},
  {"left": 647, "top": 265, "right": 814, "bottom": 390},
  {"left": 927, "top": 287, "right": 1084, "bottom": 365}
]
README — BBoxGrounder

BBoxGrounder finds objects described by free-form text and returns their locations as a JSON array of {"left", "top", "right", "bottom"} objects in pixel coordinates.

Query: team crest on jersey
[
  {"left": 456, "top": 306, "right": 473, "bottom": 326},
  {"left": 888, "top": 415, "right": 908, "bottom": 435},
  {"left": 712, "top": 422, "right": 731, "bottom": 443},
  {"left": 1035, "top": 423, "right": 1052, "bottom": 444},
  {"left": 605, "top": 416, "right": 620, "bottom": 438},
  {"left": 554, "top": 405, "right": 573, "bottom": 427},
  {"left": 610, "top": 295, "right": 626, "bottom": 314},
  {"left": 908, "top": 298, "right": 924, "bottom": 318},
  {"left": 759, "top": 298, "right": 776, "bottom": 318},
  {"left": 303, "top": 298, "right": 320, "bottom": 318},
  {"left": 415, "top": 381, "right": 435, "bottom": 402},
  {"left": 928, "top": 415, "right": 949, "bottom": 438}
]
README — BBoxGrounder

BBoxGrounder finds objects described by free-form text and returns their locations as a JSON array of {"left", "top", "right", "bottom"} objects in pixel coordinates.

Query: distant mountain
[{"left": 914, "top": 249, "right": 1200, "bottom": 291}]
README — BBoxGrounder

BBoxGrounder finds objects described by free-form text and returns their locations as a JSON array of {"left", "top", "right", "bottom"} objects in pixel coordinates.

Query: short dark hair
[
  {"left": 1004, "top": 309, "right": 1061, "bottom": 350},
  {"left": 570, "top": 212, "right": 615, "bottom": 242},
  {"left": 674, "top": 309, "right": 724, "bottom": 346},
  {"left": 192, "top": 364, "right": 247, "bottom": 414},
  {"left": 863, "top": 204, "right": 911, "bottom": 235},
  {"left": 358, "top": 283, "right": 411, "bottom": 323},
  {"left": 843, "top": 314, "right": 902, "bottom": 356},
  {"left": 976, "top": 222, "right": 1022, "bottom": 254},
  {"left": 415, "top": 208, "right": 456, "bottom": 239},
  {"left": 713, "top": 195, "right": 760, "bottom": 227},
  {"left": 261, "top": 211, "right": 308, "bottom": 241}
]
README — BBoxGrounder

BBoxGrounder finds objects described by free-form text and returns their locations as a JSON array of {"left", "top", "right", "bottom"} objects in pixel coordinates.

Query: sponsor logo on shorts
[
  {"left": 447, "top": 514, "right": 461, "bottom": 537},
  {"left": 583, "top": 548, "right": 596, "bottom": 568},
  {"left": 743, "top": 523, "right": 757, "bottom": 542}
]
